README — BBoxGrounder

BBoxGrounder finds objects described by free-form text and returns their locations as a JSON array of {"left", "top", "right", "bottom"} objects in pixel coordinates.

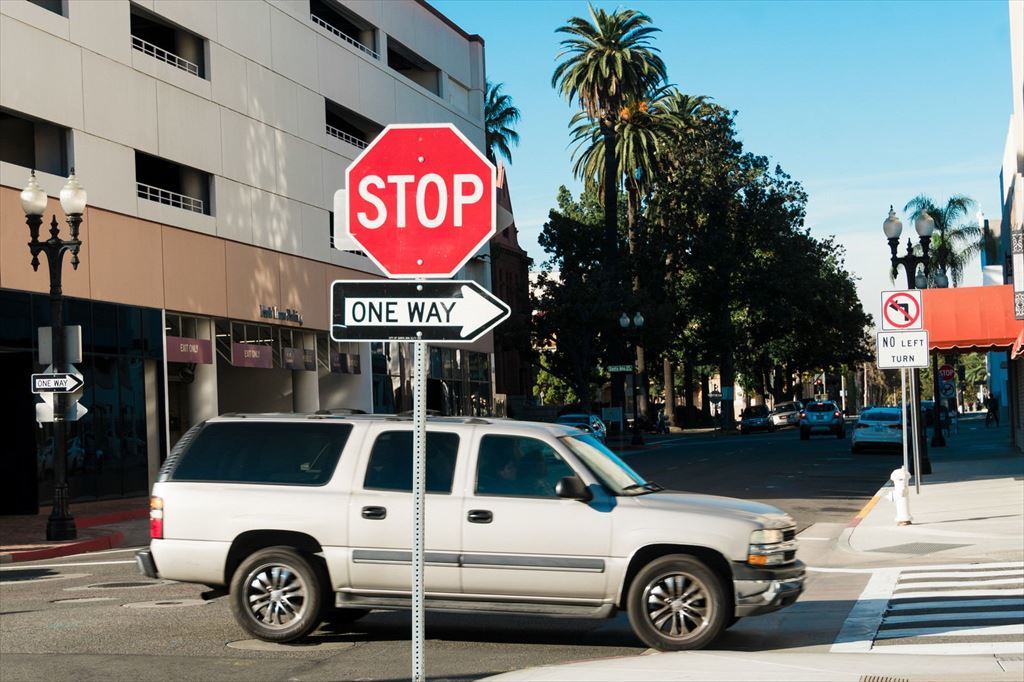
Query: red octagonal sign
[{"left": 344, "top": 123, "right": 496, "bottom": 279}]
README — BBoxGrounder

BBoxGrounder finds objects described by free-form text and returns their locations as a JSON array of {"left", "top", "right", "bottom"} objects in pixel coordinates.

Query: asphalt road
[
  {"left": 620, "top": 423, "right": 901, "bottom": 532},
  {"left": 0, "top": 425, "right": 893, "bottom": 681}
]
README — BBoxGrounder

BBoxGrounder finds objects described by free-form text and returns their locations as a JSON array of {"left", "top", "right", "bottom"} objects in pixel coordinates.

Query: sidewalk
[
  {"left": 838, "top": 416, "right": 1024, "bottom": 565},
  {"left": 0, "top": 496, "right": 149, "bottom": 563}
]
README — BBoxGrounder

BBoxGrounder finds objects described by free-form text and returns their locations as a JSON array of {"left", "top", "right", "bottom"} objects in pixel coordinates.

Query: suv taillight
[
  {"left": 834, "top": 411, "right": 841, "bottom": 418},
  {"left": 799, "top": 411, "right": 806, "bottom": 419},
  {"left": 150, "top": 496, "right": 164, "bottom": 539}
]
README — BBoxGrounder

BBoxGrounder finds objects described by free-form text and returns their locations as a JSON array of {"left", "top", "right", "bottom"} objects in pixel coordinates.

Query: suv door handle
[
  {"left": 467, "top": 509, "right": 493, "bottom": 524},
  {"left": 361, "top": 506, "right": 387, "bottom": 520}
]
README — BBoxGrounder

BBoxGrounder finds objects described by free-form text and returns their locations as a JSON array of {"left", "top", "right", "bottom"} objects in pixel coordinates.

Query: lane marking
[
  {"left": 865, "top": 642, "right": 1024, "bottom": 655},
  {"left": 888, "top": 597, "right": 1024, "bottom": 611},
  {"left": 830, "top": 568, "right": 900, "bottom": 652},
  {"left": 900, "top": 569, "right": 1024, "bottom": 579},
  {"left": 848, "top": 492, "right": 882, "bottom": 527},
  {"left": 797, "top": 537, "right": 831, "bottom": 541},
  {"left": 884, "top": 612, "right": 1024, "bottom": 625},
  {"left": 894, "top": 578, "right": 1024, "bottom": 589},
  {"left": 875, "top": 623, "right": 1024, "bottom": 639},
  {"left": 892, "top": 585, "right": 1024, "bottom": 593}
]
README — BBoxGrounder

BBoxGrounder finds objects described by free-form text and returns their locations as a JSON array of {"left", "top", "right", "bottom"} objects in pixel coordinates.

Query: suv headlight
[{"left": 748, "top": 527, "right": 797, "bottom": 566}]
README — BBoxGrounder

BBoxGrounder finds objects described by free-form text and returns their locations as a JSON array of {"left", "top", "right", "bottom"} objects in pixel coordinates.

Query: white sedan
[{"left": 851, "top": 407, "right": 903, "bottom": 453}]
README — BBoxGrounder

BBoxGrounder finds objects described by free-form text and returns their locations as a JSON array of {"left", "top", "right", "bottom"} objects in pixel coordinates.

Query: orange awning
[{"left": 921, "top": 284, "right": 1024, "bottom": 351}]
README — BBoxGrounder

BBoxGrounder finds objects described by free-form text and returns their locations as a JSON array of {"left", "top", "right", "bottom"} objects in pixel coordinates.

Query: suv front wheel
[
  {"left": 626, "top": 554, "right": 728, "bottom": 651},
  {"left": 230, "top": 546, "right": 326, "bottom": 643}
]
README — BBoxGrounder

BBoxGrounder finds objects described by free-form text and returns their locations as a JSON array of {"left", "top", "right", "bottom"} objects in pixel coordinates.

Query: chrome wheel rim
[
  {"left": 643, "top": 571, "right": 712, "bottom": 640},
  {"left": 243, "top": 562, "right": 308, "bottom": 629}
]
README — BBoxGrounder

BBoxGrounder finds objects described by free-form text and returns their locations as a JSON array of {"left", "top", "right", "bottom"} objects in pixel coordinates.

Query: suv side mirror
[{"left": 555, "top": 476, "right": 593, "bottom": 502}]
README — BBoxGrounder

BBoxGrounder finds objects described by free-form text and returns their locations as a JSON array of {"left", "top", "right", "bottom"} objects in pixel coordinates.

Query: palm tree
[
  {"left": 903, "top": 194, "right": 985, "bottom": 286},
  {"left": 567, "top": 88, "right": 708, "bottom": 421},
  {"left": 484, "top": 81, "right": 521, "bottom": 165},
  {"left": 552, "top": 4, "right": 667, "bottom": 264}
]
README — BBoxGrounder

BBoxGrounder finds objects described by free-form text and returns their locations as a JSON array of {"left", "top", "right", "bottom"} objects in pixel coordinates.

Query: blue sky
[{"left": 432, "top": 0, "right": 1013, "bottom": 316}]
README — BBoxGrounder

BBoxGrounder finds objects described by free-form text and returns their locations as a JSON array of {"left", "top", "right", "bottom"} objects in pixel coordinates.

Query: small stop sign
[
  {"left": 344, "top": 124, "right": 496, "bottom": 278},
  {"left": 939, "top": 364, "right": 955, "bottom": 382}
]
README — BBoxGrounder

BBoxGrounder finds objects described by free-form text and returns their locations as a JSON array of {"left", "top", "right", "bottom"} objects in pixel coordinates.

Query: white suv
[{"left": 137, "top": 414, "right": 803, "bottom": 650}]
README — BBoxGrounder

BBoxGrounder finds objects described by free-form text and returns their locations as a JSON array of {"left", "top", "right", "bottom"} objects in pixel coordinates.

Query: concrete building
[{"left": 0, "top": 0, "right": 493, "bottom": 512}]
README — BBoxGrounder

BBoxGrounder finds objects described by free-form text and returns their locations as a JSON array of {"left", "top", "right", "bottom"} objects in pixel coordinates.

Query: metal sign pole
[
  {"left": 411, "top": 337, "right": 427, "bottom": 682},
  {"left": 909, "top": 367, "right": 921, "bottom": 495},
  {"left": 901, "top": 369, "right": 909, "bottom": 476}
]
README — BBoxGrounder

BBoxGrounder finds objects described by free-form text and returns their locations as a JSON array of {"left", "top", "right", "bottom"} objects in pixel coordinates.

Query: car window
[
  {"left": 172, "top": 422, "right": 351, "bottom": 485},
  {"left": 363, "top": 431, "right": 460, "bottom": 494},
  {"left": 807, "top": 403, "right": 836, "bottom": 413},
  {"left": 475, "top": 435, "right": 576, "bottom": 498},
  {"left": 862, "top": 410, "right": 900, "bottom": 422}
]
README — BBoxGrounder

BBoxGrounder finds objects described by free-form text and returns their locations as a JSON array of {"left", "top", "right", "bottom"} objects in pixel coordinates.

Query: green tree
[
  {"left": 484, "top": 81, "right": 521, "bottom": 165},
  {"left": 532, "top": 187, "right": 625, "bottom": 404},
  {"left": 903, "top": 194, "right": 986, "bottom": 286}
]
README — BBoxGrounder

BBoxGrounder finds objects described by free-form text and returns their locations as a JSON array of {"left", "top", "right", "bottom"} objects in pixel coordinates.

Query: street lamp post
[
  {"left": 882, "top": 206, "right": 933, "bottom": 475},
  {"left": 21, "top": 170, "right": 87, "bottom": 541},
  {"left": 928, "top": 236, "right": 950, "bottom": 448},
  {"left": 620, "top": 312, "right": 645, "bottom": 446}
]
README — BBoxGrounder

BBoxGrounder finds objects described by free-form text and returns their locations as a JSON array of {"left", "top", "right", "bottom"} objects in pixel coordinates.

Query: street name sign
[
  {"left": 880, "top": 289, "right": 924, "bottom": 331},
  {"left": 877, "top": 330, "right": 929, "bottom": 369},
  {"left": 31, "top": 372, "right": 84, "bottom": 394},
  {"left": 330, "top": 280, "right": 510, "bottom": 342},
  {"left": 341, "top": 123, "right": 496, "bottom": 279},
  {"left": 608, "top": 364, "right": 634, "bottom": 373}
]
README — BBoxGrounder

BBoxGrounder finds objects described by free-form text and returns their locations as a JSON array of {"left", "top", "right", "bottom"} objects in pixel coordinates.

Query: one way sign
[
  {"left": 330, "top": 280, "right": 510, "bottom": 342},
  {"left": 31, "top": 372, "right": 84, "bottom": 394}
]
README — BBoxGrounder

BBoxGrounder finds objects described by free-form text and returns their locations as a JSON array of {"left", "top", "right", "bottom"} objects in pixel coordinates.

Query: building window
[
  {"left": 387, "top": 38, "right": 440, "bottom": 96},
  {"left": 0, "top": 109, "right": 70, "bottom": 177},
  {"left": 27, "top": 0, "right": 65, "bottom": 16},
  {"left": 325, "top": 100, "right": 381, "bottom": 150},
  {"left": 310, "top": 0, "right": 378, "bottom": 59},
  {"left": 130, "top": 6, "right": 206, "bottom": 78},
  {"left": 135, "top": 151, "right": 211, "bottom": 215}
]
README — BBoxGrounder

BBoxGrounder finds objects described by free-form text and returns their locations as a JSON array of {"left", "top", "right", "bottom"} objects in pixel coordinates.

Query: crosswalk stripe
[
  {"left": 887, "top": 597, "right": 1024, "bottom": 611},
  {"left": 875, "top": 624, "right": 1024, "bottom": 639},
  {"left": 888, "top": 585, "right": 1024, "bottom": 593},
  {"left": 899, "top": 569, "right": 1024, "bottom": 579},
  {"left": 893, "top": 578, "right": 1024, "bottom": 589},
  {"left": 864, "top": 642, "right": 1024, "bottom": 655},
  {"left": 884, "top": 610, "right": 1024, "bottom": 625}
]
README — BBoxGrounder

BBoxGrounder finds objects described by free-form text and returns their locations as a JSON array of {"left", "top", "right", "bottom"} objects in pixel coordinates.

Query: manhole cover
[
  {"left": 66, "top": 580, "right": 173, "bottom": 591},
  {"left": 52, "top": 597, "right": 116, "bottom": 604},
  {"left": 123, "top": 599, "right": 208, "bottom": 609},
  {"left": 0, "top": 572, "right": 89, "bottom": 585},
  {"left": 227, "top": 639, "right": 356, "bottom": 652},
  {"left": 870, "top": 542, "right": 968, "bottom": 554}
]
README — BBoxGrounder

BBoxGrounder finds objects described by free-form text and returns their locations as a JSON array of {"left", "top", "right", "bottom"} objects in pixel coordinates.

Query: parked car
[
  {"left": 919, "top": 401, "right": 951, "bottom": 432},
  {"left": 138, "top": 414, "right": 804, "bottom": 651},
  {"left": 740, "top": 405, "right": 774, "bottom": 434},
  {"left": 851, "top": 407, "right": 903, "bottom": 453},
  {"left": 799, "top": 401, "right": 845, "bottom": 440},
  {"left": 770, "top": 402, "right": 803, "bottom": 428},
  {"left": 556, "top": 413, "right": 608, "bottom": 443}
]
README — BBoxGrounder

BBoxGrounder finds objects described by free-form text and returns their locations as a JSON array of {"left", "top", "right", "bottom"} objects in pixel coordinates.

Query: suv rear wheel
[
  {"left": 230, "top": 546, "right": 325, "bottom": 643},
  {"left": 626, "top": 554, "right": 728, "bottom": 651}
]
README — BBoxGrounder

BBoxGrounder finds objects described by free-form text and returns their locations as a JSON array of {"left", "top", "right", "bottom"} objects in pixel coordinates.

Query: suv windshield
[{"left": 559, "top": 434, "right": 652, "bottom": 495}]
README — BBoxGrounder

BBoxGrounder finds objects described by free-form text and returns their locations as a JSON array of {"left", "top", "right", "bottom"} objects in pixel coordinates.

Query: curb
[
  {"left": 0, "top": 529, "right": 125, "bottom": 564},
  {"left": 835, "top": 482, "right": 891, "bottom": 555}
]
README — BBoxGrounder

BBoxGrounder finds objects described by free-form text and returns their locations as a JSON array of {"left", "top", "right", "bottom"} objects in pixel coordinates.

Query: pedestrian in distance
[{"left": 985, "top": 394, "right": 1000, "bottom": 427}]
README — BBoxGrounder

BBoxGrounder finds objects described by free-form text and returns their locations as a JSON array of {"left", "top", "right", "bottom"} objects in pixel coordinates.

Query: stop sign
[
  {"left": 939, "top": 364, "right": 955, "bottom": 382},
  {"left": 344, "top": 123, "right": 496, "bottom": 278}
]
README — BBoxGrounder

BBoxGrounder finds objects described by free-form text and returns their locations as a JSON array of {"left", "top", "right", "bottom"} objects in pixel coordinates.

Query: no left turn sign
[{"left": 881, "top": 289, "right": 924, "bottom": 331}]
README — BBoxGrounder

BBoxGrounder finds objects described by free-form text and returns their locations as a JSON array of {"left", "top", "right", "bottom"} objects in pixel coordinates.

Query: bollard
[{"left": 889, "top": 468, "right": 913, "bottom": 526}]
